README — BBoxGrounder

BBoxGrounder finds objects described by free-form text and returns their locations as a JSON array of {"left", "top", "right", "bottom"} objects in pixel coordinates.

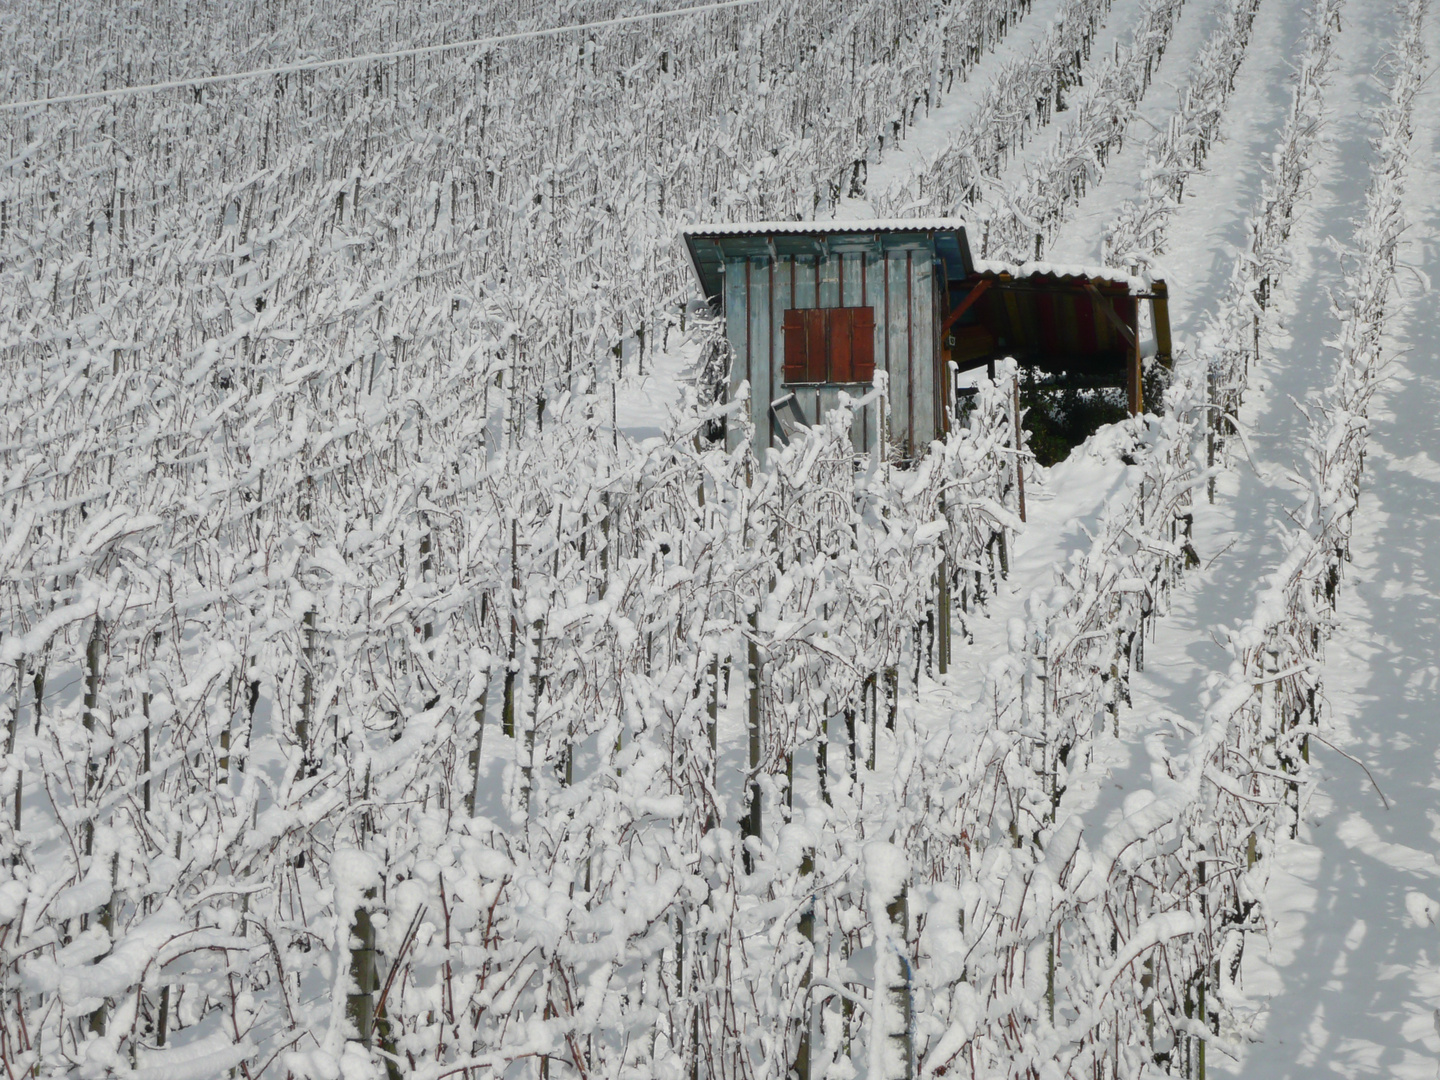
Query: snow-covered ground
[
  {"left": 627, "top": 0, "right": 1440, "bottom": 1069},
  {"left": 1007, "top": 0, "right": 1440, "bottom": 1070},
  {"left": 1231, "top": 8, "right": 1440, "bottom": 1069},
  {"left": 4, "top": 0, "right": 1435, "bottom": 1070}
]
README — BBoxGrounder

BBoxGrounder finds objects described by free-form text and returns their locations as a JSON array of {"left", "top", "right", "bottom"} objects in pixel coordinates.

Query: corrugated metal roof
[
  {"left": 684, "top": 218, "right": 971, "bottom": 237},
  {"left": 971, "top": 258, "right": 1151, "bottom": 292},
  {"left": 682, "top": 219, "right": 974, "bottom": 302}
]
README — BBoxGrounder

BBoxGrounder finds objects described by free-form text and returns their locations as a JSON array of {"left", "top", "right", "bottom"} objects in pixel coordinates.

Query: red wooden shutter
[
  {"left": 829, "top": 308, "right": 854, "bottom": 383},
  {"left": 783, "top": 307, "right": 876, "bottom": 383},
  {"left": 782, "top": 309, "right": 808, "bottom": 383},
  {"left": 851, "top": 307, "right": 876, "bottom": 382},
  {"left": 804, "top": 309, "right": 827, "bottom": 382}
]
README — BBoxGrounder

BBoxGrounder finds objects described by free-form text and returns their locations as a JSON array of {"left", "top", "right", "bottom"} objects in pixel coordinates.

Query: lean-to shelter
[{"left": 683, "top": 220, "right": 1172, "bottom": 464}]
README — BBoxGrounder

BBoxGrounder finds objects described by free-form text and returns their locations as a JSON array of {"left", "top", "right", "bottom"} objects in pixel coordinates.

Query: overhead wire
[{"left": 0, "top": 0, "right": 765, "bottom": 113}]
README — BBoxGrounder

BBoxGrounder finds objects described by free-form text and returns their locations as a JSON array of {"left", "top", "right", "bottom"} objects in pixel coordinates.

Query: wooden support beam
[
  {"left": 1150, "top": 279, "right": 1174, "bottom": 370},
  {"left": 1084, "top": 282, "right": 1137, "bottom": 349},
  {"left": 1085, "top": 282, "right": 1141, "bottom": 415},
  {"left": 1130, "top": 322, "right": 1143, "bottom": 416},
  {"left": 940, "top": 278, "right": 992, "bottom": 334}
]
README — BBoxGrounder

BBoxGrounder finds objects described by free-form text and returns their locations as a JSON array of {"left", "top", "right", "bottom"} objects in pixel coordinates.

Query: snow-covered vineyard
[{"left": 1, "top": 0, "right": 1437, "bottom": 1076}]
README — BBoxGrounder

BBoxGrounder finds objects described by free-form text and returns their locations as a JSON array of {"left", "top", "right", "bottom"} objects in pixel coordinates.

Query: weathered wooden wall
[{"left": 723, "top": 248, "right": 940, "bottom": 463}]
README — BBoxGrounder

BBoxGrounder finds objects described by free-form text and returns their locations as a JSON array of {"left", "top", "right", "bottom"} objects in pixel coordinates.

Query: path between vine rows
[
  {"left": 1229, "top": 5, "right": 1440, "bottom": 1073},
  {"left": 1060, "top": 0, "right": 1440, "bottom": 1072},
  {"left": 918, "top": 0, "right": 1305, "bottom": 757},
  {"left": 618, "top": 0, "right": 1440, "bottom": 1066},
  {"left": 983, "top": 0, "right": 1226, "bottom": 213},
  {"left": 900, "top": 0, "right": 1440, "bottom": 1068}
]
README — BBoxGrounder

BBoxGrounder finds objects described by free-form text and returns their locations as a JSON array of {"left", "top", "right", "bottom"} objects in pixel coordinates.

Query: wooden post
[
  {"left": 91, "top": 853, "right": 118, "bottom": 1035},
  {"left": 220, "top": 677, "right": 232, "bottom": 774},
  {"left": 83, "top": 621, "right": 101, "bottom": 857},
  {"left": 1206, "top": 370, "right": 1216, "bottom": 504},
  {"left": 1197, "top": 849, "right": 1209, "bottom": 1080},
  {"left": 31, "top": 657, "right": 45, "bottom": 737},
  {"left": 793, "top": 848, "right": 815, "bottom": 1080},
  {"left": 468, "top": 666, "right": 488, "bottom": 816},
  {"left": 708, "top": 655, "right": 719, "bottom": 759},
  {"left": 1047, "top": 927, "right": 1056, "bottom": 1026},
  {"left": 745, "top": 615, "right": 762, "bottom": 871},
  {"left": 818, "top": 710, "right": 830, "bottom": 807},
  {"left": 156, "top": 985, "right": 170, "bottom": 1047},
  {"left": 708, "top": 655, "right": 722, "bottom": 832},
  {"left": 523, "top": 614, "right": 545, "bottom": 815},
  {"left": 243, "top": 650, "right": 258, "bottom": 778},
  {"left": 884, "top": 666, "right": 899, "bottom": 732},
  {"left": 936, "top": 565, "right": 951, "bottom": 675},
  {"left": 865, "top": 672, "right": 878, "bottom": 772},
  {"left": 299, "top": 609, "right": 316, "bottom": 764},
  {"left": 6, "top": 660, "right": 19, "bottom": 757},
  {"left": 846, "top": 700, "right": 859, "bottom": 782},
  {"left": 887, "top": 884, "right": 913, "bottom": 1080},
  {"left": 1150, "top": 280, "right": 1173, "bottom": 369},
  {"left": 349, "top": 890, "right": 378, "bottom": 1045},
  {"left": 1141, "top": 953, "right": 1155, "bottom": 1048},
  {"left": 420, "top": 515, "right": 434, "bottom": 645},
  {"left": 8, "top": 660, "right": 20, "bottom": 845},
  {"left": 503, "top": 520, "right": 519, "bottom": 739},
  {"left": 1011, "top": 380, "right": 1026, "bottom": 522},
  {"left": 1129, "top": 304, "right": 1143, "bottom": 416}
]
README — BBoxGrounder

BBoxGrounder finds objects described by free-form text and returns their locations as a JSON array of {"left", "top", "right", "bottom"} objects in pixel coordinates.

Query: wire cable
[{"left": 0, "top": 0, "right": 764, "bottom": 113}]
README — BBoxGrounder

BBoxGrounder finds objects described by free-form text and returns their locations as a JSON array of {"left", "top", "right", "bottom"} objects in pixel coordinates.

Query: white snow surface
[
  {"left": 628, "top": 0, "right": 1440, "bottom": 1069},
  {"left": 4, "top": 0, "right": 1439, "bottom": 1073}
]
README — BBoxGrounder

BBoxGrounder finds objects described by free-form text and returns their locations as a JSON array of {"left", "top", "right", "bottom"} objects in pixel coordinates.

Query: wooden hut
[{"left": 683, "top": 219, "right": 1172, "bottom": 464}]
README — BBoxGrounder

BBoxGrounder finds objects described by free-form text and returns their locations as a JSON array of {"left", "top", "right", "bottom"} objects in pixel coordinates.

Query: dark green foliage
[
  {"left": 1020, "top": 381, "right": 1129, "bottom": 466},
  {"left": 1017, "top": 363, "right": 1173, "bottom": 465},
  {"left": 1143, "top": 361, "right": 1174, "bottom": 416}
]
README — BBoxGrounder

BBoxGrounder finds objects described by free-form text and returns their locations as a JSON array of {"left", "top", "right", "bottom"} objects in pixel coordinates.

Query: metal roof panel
[{"left": 683, "top": 217, "right": 971, "bottom": 237}]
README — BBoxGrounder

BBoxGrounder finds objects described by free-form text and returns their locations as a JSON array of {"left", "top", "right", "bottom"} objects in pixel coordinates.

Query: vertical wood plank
[
  {"left": 933, "top": 259, "right": 946, "bottom": 437},
  {"left": 1129, "top": 298, "right": 1143, "bottom": 415},
  {"left": 1002, "top": 287, "right": 1027, "bottom": 354},
  {"left": 724, "top": 258, "right": 748, "bottom": 455},
  {"left": 794, "top": 256, "right": 817, "bottom": 310},
  {"left": 865, "top": 250, "right": 882, "bottom": 455},
  {"left": 906, "top": 252, "right": 915, "bottom": 455},
  {"left": 773, "top": 255, "right": 793, "bottom": 393},
  {"left": 858, "top": 252, "right": 869, "bottom": 455},
  {"left": 749, "top": 258, "right": 772, "bottom": 459},
  {"left": 912, "top": 255, "right": 936, "bottom": 449},
  {"left": 887, "top": 253, "right": 910, "bottom": 457},
  {"left": 819, "top": 252, "right": 841, "bottom": 310},
  {"left": 841, "top": 253, "right": 863, "bottom": 307},
  {"left": 818, "top": 386, "right": 838, "bottom": 432},
  {"left": 1151, "top": 281, "right": 1174, "bottom": 368}
]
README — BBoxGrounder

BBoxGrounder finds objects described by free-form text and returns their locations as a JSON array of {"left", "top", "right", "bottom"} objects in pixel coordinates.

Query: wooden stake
[
  {"left": 503, "top": 520, "right": 519, "bottom": 739},
  {"left": 1012, "top": 380, "right": 1026, "bottom": 522},
  {"left": 793, "top": 848, "right": 815, "bottom": 1080},
  {"left": 83, "top": 621, "right": 101, "bottom": 858},
  {"left": 745, "top": 615, "right": 762, "bottom": 871},
  {"left": 349, "top": 890, "right": 378, "bottom": 1045},
  {"left": 299, "top": 609, "right": 316, "bottom": 767}
]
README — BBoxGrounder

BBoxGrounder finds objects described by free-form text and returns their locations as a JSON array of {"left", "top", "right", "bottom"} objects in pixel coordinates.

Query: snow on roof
[
  {"left": 972, "top": 257, "right": 1153, "bottom": 292},
  {"left": 682, "top": 219, "right": 975, "bottom": 300},
  {"left": 684, "top": 218, "right": 970, "bottom": 236}
]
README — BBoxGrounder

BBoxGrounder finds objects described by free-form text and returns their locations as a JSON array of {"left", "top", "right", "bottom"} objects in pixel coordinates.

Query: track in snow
[
  {"left": 986, "top": 0, "right": 1222, "bottom": 206},
  {"left": 1235, "top": 5, "right": 1440, "bottom": 1071},
  {"left": 1067, "top": 0, "right": 1440, "bottom": 1071},
  {"left": 913, "top": 0, "right": 1289, "bottom": 738}
]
